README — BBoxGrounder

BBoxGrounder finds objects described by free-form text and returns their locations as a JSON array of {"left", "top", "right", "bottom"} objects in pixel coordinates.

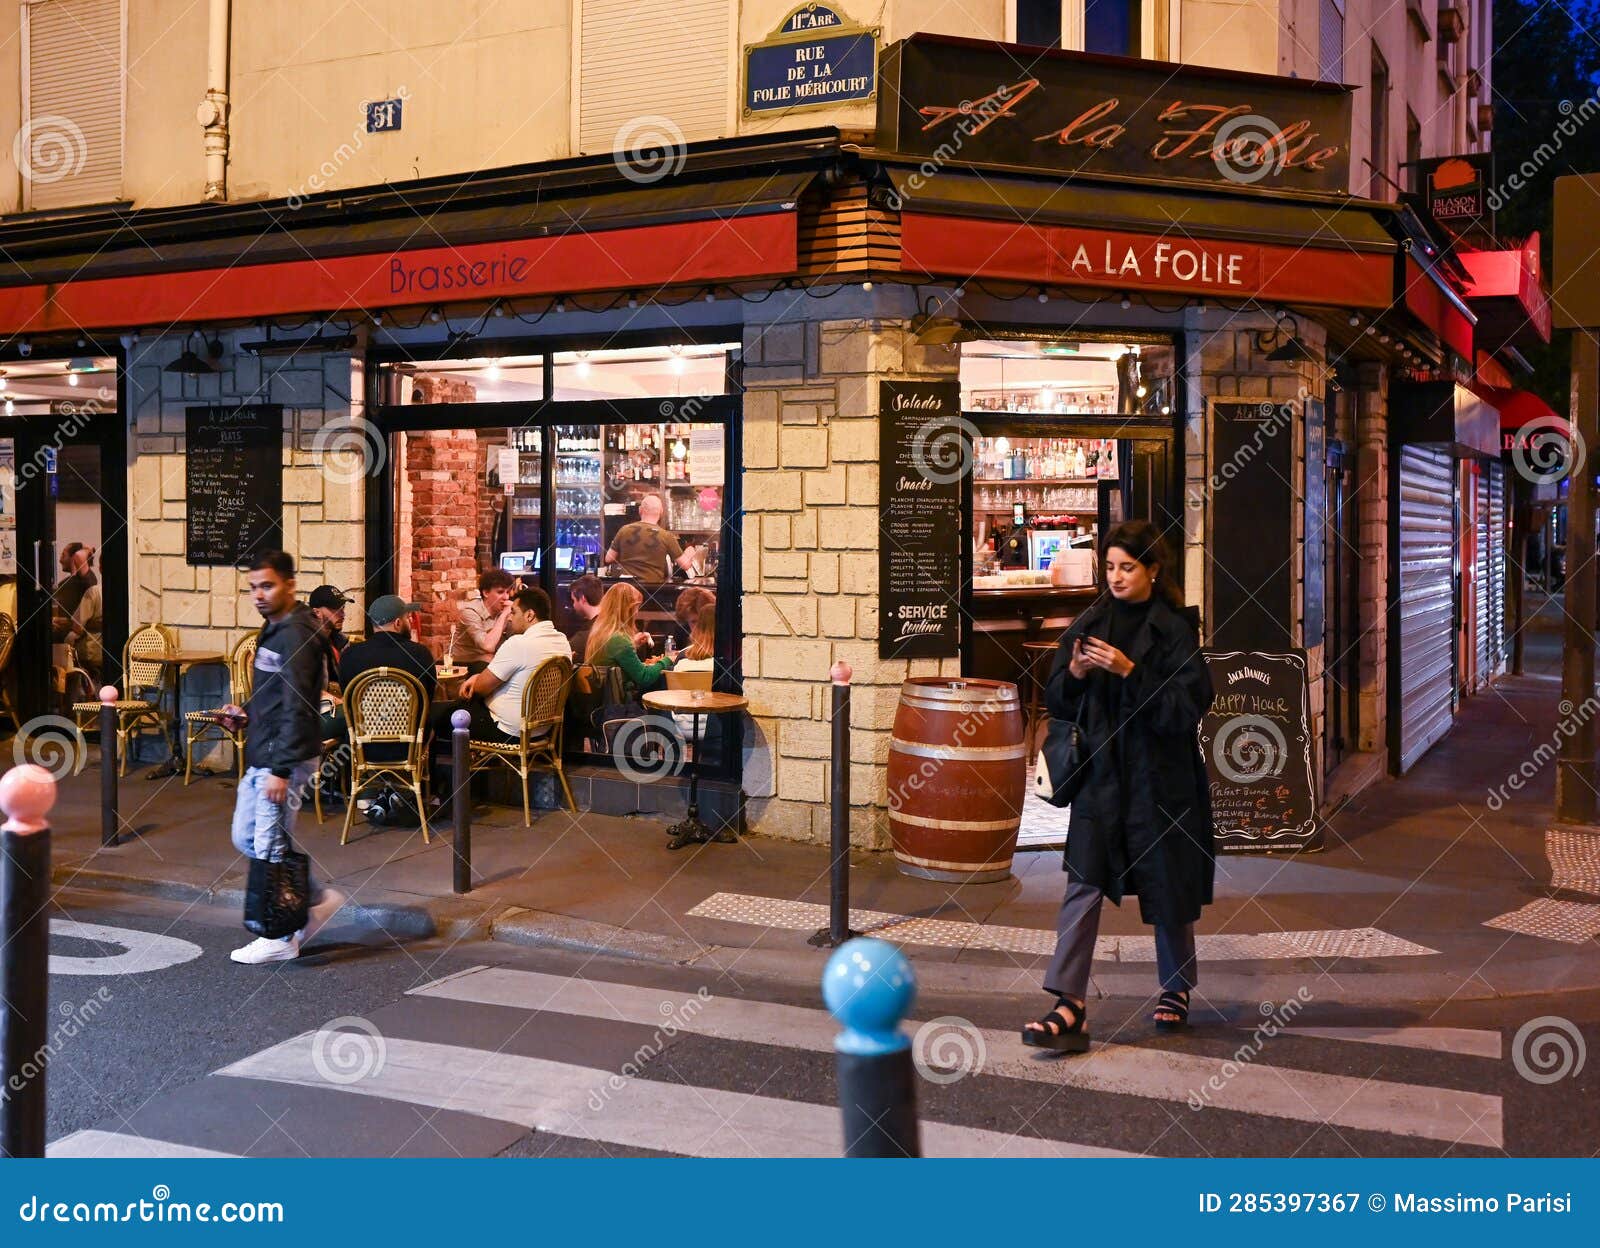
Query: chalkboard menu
[
  {"left": 1208, "top": 400, "right": 1294, "bottom": 651},
  {"left": 185, "top": 404, "right": 284, "bottom": 566},
  {"left": 1197, "top": 649, "right": 1319, "bottom": 852},
  {"left": 878, "top": 380, "right": 962, "bottom": 659}
]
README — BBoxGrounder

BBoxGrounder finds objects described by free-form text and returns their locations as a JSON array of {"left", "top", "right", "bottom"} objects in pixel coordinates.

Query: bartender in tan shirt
[{"left": 604, "top": 494, "right": 698, "bottom": 583}]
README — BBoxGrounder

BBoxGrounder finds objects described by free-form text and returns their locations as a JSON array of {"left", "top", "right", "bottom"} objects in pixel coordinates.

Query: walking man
[{"left": 222, "top": 550, "right": 347, "bottom": 964}]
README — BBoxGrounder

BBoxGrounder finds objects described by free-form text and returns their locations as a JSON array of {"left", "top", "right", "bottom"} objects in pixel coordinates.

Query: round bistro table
[{"left": 640, "top": 689, "right": 748, "bottom": 850}]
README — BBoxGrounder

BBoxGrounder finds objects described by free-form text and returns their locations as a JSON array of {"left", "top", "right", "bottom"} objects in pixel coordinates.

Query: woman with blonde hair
[
  {"left": 586, "top": 582, "right": 674, "bottom": 695},
  {"left": 669, "top": 603, "right": 717, "bottom": 740}
]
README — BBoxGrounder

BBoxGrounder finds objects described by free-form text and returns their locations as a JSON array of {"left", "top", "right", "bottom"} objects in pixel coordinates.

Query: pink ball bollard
[{"left": 0, "top": 764, "right": 53, "bottom": 1156}]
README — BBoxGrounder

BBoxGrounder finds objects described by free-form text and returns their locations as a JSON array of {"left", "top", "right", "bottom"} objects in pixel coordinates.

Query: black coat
[
  {"left": 245, "top": 606, "right": 327, "bottom": 777},
  {"left": 1045, "top": 593, "right": 1216, "bottom": 928}
]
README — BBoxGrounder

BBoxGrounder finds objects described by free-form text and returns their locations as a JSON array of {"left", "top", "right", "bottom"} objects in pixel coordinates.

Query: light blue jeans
[{"left": 231, "top": 761, "right": 324, "bottom": 910}]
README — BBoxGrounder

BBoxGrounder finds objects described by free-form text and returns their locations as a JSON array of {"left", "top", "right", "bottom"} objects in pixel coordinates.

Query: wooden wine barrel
[{"left": 885, "top": 678, "right": 1027, "bottom": 883}]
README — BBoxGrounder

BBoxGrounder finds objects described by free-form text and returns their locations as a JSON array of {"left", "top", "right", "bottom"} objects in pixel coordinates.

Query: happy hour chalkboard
[
  {"left": 1197, "top": 649, "right": 1320, "bottom": 852},
  {"left": 878, "top": 380, "right": 962, "bottom": 659},
  {"left": 185, "top": 404, "right": 284, "bottom": 566}
]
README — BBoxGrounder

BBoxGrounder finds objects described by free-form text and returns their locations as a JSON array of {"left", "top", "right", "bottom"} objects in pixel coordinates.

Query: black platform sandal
[
  {"left": 1153, "top": 990, "right": 1190, "bottom": 1033},
  {"left": 1021, "top": 995, "right": 1091, "bottom": 1053}
]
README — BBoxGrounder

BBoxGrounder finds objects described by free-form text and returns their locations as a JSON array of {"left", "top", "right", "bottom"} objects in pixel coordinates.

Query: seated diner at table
[
  {"left": 455, "top": 587, "right": 572, "bottom": 743},
  {"left": 585, "top": 582, "right": 674, "bottom": 697}
]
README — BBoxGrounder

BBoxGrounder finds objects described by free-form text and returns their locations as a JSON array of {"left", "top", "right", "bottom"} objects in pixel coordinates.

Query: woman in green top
[{"left": 585, "top": 582, "right": 674, "bottom": 694}]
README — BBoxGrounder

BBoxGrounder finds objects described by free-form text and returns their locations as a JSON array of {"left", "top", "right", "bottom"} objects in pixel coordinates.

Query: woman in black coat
[{"left": 1022, "top": 520, "right": 1215, "bottom": 1052}]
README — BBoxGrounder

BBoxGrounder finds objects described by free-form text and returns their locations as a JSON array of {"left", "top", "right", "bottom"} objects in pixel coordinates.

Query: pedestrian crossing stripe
[
  {"left": 218, "top": 1035, "right": 1134, "bottom": 1159},
  {"left": 686, "top": 892, "right": 1441, "bottom": 960},
  {"left": 407, "top": 966, "right": 1501, "bottom": 1148},
  {"left": 49, "top": 1130, "right": 235, "bottom": 1158}
]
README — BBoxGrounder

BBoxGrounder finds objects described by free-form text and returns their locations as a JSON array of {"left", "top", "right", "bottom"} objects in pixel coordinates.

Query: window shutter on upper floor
[
  {"left": 1318, "top": 0, "right": 1345, "bottom": 84},
  {"left": 20, "top": 0, "right": 125, "bottom": 211},
  {"left": 577, "top": 0, "right": 733, "bottom": 158}
]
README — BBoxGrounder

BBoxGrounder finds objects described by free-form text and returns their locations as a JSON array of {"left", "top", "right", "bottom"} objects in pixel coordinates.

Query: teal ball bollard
[{"left": 822, "top": 937, "right": 921, "bottom": 1156}]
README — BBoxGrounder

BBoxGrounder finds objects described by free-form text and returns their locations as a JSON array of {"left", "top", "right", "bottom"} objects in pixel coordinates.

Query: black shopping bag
[{"left": 243, "top": 846, "right": 311, "bottom": 939}]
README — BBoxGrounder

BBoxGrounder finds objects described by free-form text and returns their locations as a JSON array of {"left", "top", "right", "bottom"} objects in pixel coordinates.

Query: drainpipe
[{"left": 198, "top": 0, "right": 231, "bottom": 202}]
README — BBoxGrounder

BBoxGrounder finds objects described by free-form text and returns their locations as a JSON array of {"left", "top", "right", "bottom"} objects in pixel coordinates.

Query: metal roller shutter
[
  {"left": 21, "top": 0, "right": 124, "bottom": 211},
  {"left": 1475, "top": 468, "right": 1491, "bottom": 689},
  {"left": 1488, "top": 462, "right": 1507, "bottom": 678},
  {"left": 1397, "top": 445, "right": 1456, "bottom": 772},
  {"left": 578, "top": 0, "right": 732, "bottom": 155}
]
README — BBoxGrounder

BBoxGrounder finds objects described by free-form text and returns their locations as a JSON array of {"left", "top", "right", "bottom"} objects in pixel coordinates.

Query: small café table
[
  {"left": 435, "top": 666, "right": 468, "bottom": 701},
  {"left": 640, "top": 689, "right": 748, "bottom": 851},
  {"left": 144, "top": 650, "right": 227, "bottom": 779}
]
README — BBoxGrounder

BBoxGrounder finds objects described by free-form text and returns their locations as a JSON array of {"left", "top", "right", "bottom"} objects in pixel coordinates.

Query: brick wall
[
  {"left": 404, "top": 429, "right": 480, "bottom": 654},
  {"left": 739, "top": 295, "right": 962, "bottom": 847}
]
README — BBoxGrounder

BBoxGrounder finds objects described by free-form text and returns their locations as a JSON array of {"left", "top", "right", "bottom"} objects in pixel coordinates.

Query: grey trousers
[{"left": 1043, "top": 880, "right": 1197, "bottom": 1000}]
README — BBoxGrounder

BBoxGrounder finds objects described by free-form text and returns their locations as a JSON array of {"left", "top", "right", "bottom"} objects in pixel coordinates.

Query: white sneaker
[
  {"left": 297, "top": 888, "right": 349, "bottom": 947},
  {"left": 230, "top": 934, "right": 300, "bottom": 964}
]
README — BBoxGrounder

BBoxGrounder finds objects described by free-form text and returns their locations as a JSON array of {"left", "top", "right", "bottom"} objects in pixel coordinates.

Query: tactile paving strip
[
  {"left": 1483, "top": 897, "right": 1600, "bottom": 945},
  {"left": 1547, "top": 828, "right": 1600, "bottom": 896},
  {"left": 687, "top": 893, "right": 1439, "bottom": 961}
]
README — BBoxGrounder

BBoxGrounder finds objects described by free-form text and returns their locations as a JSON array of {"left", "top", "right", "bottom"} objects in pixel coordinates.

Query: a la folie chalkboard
[
  {"left": 185, "top": 404, "right": 284, "bottom": 566},
  {"left": 879, "top": 380, "right": 962, "bottom": 659},
  {"left": 1197, "top": 649, "right": 1320, "bottom": 852}
]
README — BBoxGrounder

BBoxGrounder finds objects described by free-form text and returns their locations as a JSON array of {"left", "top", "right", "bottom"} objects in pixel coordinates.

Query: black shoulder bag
[{"left": 244, "top": 840, "right": 312, "bottom": 939}]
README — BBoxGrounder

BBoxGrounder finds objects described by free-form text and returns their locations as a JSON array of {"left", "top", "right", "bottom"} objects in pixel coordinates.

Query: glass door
[{"left": 0, "top": 394, "right": 124, "bottom": 728}]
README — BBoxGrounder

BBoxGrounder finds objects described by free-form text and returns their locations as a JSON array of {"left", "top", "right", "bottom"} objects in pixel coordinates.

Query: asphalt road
[{"left": 29, "top": 888, "right": 1600, "bottom": 1158}]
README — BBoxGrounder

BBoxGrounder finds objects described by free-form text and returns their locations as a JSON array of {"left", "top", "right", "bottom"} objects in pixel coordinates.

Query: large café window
[{"left": 375, "top": 342, "right": 739, "bottom": 766}]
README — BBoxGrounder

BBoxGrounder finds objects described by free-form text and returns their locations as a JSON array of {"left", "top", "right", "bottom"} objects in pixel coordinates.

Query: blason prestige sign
[{"left": 877, "top": 36, "right": 1354, "bottom": 194}]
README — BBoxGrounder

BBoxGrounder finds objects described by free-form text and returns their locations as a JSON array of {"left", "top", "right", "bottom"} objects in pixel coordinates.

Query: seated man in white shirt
[{"left": 458, "top": 587, "right": 573, "bottom": 741}]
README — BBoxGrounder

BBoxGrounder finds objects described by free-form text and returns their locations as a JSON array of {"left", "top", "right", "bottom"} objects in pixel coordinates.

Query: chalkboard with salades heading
[
  {"left": 878, "top": 380, "right": 963, "bottom": 659},
  {"left": 185, "top": 404, "right": 284, "bottom": 566},
  {"left": 1196, "top": 649, "right": 1320, "bottom": 852}
]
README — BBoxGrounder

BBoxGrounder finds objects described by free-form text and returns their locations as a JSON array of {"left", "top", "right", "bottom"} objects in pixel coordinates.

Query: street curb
[
  {"left": 51, "top": 866, "right": 1600, "bottom": 1008},
  {"left": 50, "top": 864, "right": 441, "bottom": 941}
]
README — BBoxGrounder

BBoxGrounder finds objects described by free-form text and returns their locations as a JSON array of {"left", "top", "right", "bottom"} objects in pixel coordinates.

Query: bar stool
[{"left": 1022, "top": 639, "right": 1060, "bottom": 753}]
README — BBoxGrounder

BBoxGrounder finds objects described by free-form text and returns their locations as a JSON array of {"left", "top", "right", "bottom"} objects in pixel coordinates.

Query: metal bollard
[
  {"left": 450, "top": 709, "right": 472, "bottom": 895},
  {"left": 822, "top": 936, "right": 921, "bottom": 1158},
  {"left": 0, "top": 765, "right": 57, "bottom": 1158},
  {"left": 809, "top": 660, "right": 857, "bottom": 948},
  {"left": 99, "top": 686, "right": 119, "bottom": 848}
]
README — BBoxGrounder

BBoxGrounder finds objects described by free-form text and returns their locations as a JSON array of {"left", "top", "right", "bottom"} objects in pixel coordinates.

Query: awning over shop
[
  {"left": 888, "top": 168, "right": 1397, "bottom": 308},
  {"left": 0, "top": 149, "right": 829, "bottom": 334},
  {"left": 1391, "top": 380, "right": 1500, "bottom": 456},
  {"left": 1479, "top": 385, "right": 1563, "bottom": 453},
  {"left": 1458, "top": 233, "right": 1553, "bottom": 350},
  {"left": 1403, "top": 250, "right": 1476, "bottom": 361}
]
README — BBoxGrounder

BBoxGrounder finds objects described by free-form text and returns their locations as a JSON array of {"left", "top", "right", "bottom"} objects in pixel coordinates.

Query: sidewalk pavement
[{"left": 30, "top": 597, "right": 1600, "bottom": 1011}]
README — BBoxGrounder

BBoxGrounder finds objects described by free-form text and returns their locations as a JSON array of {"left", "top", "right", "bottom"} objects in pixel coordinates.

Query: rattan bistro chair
[
  {"left": 71, "top": 624, "right": 173, "bottom": 775},
  {"left": 0, "top": 612, "right": 20, "bottom": 734},
  {"left": 340, "top": 666, "right": 431, "bottom": 845},
  {"left": 469, "top": 655, "right": 576, "bottom": 825},
  {"left": 183, "top": 632, "right": 258, "bottom": 784}
]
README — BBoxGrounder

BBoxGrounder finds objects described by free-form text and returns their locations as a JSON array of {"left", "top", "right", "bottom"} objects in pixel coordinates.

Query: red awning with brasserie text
[
  {"left": 1479, "top": 385, "right": 1562, "bottom": 453},
  {"left": 1403, "top": 254, "right": 1475, "bottom": 360},
  {"left": 0, "top": 213, "right": 799, "bottom": 335},
  {"left": 899, "top": 213, "right": 1395, "bottom": 307},
  {"left": 1457, "top": 233, "right": 1553, "bottom": 349}
]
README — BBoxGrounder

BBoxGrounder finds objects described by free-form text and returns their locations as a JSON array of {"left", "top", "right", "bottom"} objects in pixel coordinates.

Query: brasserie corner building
[{"left": 0, "top": 35, "right": 1539, "bottom": 855}]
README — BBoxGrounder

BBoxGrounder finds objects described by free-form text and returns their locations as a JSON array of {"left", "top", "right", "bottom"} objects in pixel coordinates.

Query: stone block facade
[
  {"left": 126, "top": 332, "right": 366, "bottom": 757},
  {"left": 738, "top": 293, "right": 962, "bottom": 847}
]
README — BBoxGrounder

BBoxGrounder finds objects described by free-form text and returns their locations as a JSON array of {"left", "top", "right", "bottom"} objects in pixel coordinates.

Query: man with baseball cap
[
  {"left": 308, "top": 585, "right": 352, "bottom": 690},
  {"left": 336, "top": 595, "right": 434, "bottom": 694}
]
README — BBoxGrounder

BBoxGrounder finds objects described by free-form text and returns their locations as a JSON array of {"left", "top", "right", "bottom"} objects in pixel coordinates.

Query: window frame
[
  {"left": 366, "top": 331, "right": 745, "bottom": 785},
  {"left": 1007, "top": 0, "right": 1172, "bottom": 59}
]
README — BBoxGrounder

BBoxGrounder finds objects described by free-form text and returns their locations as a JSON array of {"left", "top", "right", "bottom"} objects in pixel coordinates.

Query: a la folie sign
[{"left": 744, "top": 4, "right": 878, "bottom": 114}]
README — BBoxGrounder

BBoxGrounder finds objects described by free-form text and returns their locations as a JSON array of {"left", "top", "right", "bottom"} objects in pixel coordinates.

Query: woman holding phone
[{"left": 1022, "top": 520, "right": 1216, "bottom": 1052}]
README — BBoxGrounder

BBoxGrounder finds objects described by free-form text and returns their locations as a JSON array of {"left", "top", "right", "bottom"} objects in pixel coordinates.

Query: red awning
[
  {"left": 900, "top": 213, "right": 1394, "bottom": 308},
  {"left": 1403, "top": 253, "right": 1475, "bottom": 360},
  {"left": 1480, "top": 386, "right": 1560, "bottom": 428},
  {"left": 0, "top": 213, "right": 799, "bottom": 334},
  {"left": 1458, "top": 232, "right": 1553, "bottom": 348}
]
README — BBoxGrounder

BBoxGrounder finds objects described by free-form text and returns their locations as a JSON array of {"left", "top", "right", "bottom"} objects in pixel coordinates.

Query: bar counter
[{"left": 968, "top": 580, "right": 1100, "bottom": 687}]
